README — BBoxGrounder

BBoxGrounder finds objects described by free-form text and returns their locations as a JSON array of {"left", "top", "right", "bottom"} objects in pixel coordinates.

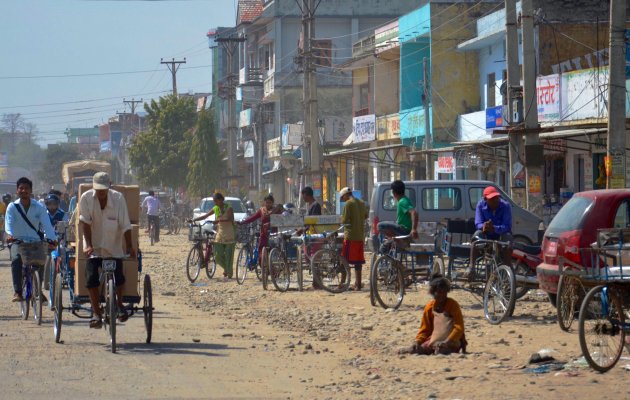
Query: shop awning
[
  {"left": 324, "top": 143, "right": 406, "bottom": 158},
  {"left": 262, "top": 160, "right": 284, "bottom": 176}
]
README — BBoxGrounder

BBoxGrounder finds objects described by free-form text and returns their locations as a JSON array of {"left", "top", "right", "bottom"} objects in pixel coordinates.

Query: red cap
[{"left": 483, "top": 186, "right": 500, "bottom": 200}]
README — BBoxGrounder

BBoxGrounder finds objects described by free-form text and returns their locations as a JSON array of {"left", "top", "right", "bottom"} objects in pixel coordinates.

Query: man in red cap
[{"left": 463, "top": 186, "right": 512, "bottom": 279}]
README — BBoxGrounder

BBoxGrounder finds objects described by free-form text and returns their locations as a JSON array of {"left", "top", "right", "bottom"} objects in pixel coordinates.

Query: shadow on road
[{"left": 118, "top": 341, "right": 243, "bottom": 357}]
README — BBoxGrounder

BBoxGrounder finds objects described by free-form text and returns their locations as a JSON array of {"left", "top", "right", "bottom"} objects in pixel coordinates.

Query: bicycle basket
[
  {"left": 188, "top": 225, "right": 203, "bottom": 241},
  {"left": 236, "top": 224, "right": 250, "bottom": 244},
  {"left": 14, "top": 241, "right": 47, "bottom": 266}
]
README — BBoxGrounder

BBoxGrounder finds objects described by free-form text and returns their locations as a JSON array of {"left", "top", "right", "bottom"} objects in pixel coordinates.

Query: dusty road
[{"left": 1, "top": 232, "right": 630, "bottom": 399}]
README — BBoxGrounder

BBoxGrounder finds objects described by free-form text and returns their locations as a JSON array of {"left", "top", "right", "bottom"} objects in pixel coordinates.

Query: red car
[{"left": 537, "top": 189, "right": 630, "bottom": 305}]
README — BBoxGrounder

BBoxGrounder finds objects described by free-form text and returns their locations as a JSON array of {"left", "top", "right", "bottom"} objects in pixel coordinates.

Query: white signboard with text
[{"left": 352, "top": 114, "right": 376, "bottom": 143}]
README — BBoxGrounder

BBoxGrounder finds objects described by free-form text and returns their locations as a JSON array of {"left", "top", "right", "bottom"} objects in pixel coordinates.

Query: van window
[
  {"left": 421, "top": 187, "right": 461, "bottom": 211},
  {"left": 382, "top": 189, "right": 416, "bottom": 211}
]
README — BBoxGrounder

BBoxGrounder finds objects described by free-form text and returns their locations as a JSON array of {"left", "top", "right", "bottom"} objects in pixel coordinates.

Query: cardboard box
[
  {"left": 78, "top": 183, "right": 140, "bottom": 224},
  {"left": 75, "top": 223, "right": 139, "bottom": 257},
  {"left": 74, "top": 258, "right": 140, "bottom": 297}
]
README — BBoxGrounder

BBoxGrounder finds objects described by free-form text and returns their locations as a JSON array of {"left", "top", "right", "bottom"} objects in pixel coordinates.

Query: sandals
[{"left": 90, "top": 316, "right": 103, "bottom": 329}]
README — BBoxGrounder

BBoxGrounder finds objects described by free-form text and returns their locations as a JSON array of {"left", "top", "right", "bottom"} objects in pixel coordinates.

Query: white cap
[{"left": 339, "top": 187, "right": 352, "bottom": 197}]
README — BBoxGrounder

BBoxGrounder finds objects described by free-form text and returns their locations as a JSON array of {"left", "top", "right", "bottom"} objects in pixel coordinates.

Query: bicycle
[
  {"left": 310, "top": 226, "right": 351, "bottom": 294},
  {"left": 148, "top": 215, "right": 159, "bottom": 246},
  {"left": 9, "top": 239, "right": 50, "bottom": 325},
  {"left": 186, "top": 222, "right": 217, "bottom": 282},
  {"left": 267, "top": 229, "right": 298, "bottom": 292},
  {"left": 235, "top": 223, "right": 263, "bottom": 284}
]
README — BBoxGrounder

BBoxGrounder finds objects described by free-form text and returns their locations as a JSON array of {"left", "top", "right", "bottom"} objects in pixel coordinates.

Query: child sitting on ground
[{"left": 401, "top": 274, "right": 467, "bottom": 355}]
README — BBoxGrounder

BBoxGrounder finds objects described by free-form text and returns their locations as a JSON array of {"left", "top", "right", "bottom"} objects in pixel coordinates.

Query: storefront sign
[
  {"left": 267, "top": 137, "right": 281, "bottom": 158},
  {"left": 281, "top": 124, "right": 302, "bottom": 148},
  {"left": 323, "top": 116, "right": 349, "bottom": 144},
  {"left": 537, "top": 74, "right": 560, "bottom": 121},
  {"left": 243, "top": 140, "right": 254, "bottom": 158},
  {"left": 376, "top": 114, "right": 400, "bottom": 140},
  {"left": 353, "top": 114, "right": 376, "bottom": 143},
  {"left": 485, "top": 106, "right": 503, "bottom": 129},
  {"left": 239, "top": 108, "right": 252, "bottom": 128},
  {"left": 436, "top": 153, "right": 456, "bottom": 174},
  {"left": 528, "top": 175, "right": 542, "bottom": 194},
  {"left": 400, "top": 107, "right": 426, "bottom": 141}
]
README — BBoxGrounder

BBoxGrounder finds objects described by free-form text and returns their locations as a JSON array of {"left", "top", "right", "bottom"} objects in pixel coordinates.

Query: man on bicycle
[
  {"left": 376, "top": 180, "right": 419, "bottom": 252},
  {"left": 42, "top": 193, "right": 67, "bottom": 292},
  {"left": 141, "top": 190, "right": 161, "bottom": 242},
  {"left": 463, "top": 186, "right": 512, "bottom": 279},
  {"left": 5, "top": 177, "right": 57, "bottom": 302},
  {"left": 79, "top": 172, "right": 136, "bottom": 328}
]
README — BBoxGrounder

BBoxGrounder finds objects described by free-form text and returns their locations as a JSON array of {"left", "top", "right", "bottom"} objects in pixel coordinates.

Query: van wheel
[{"left": 512, "top": 235, "right": 532, "bottom": 246}]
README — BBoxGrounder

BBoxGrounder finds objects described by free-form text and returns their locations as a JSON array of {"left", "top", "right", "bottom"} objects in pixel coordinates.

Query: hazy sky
[{"left": 0, "top": 0, "right": 235, "bottom": 146}]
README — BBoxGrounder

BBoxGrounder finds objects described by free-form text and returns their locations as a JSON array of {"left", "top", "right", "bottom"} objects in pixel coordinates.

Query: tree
[
  {"left": 187, "top": 107, "right": 225, "bottom": 197},
  {"left": 128, "top": 95, "right": 196, "bottom": 188},
  {"left": 2, "top": 113, "right": 25, "bottom": 152},
  {"left": 38, "top": 144, "right": 81, "bottom": 187},
  {"left": 9, "top": 141, "right": 44, "bottom": 171}
]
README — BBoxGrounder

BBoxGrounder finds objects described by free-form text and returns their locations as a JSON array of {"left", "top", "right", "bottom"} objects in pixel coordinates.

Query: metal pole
[
  {"left": 423, "top": 57, "right": 432, "bottom": 180},
  {"left": 606, "top": 0, "right": 627, "bottom": 189},
  {"left": 522, "top": 0, "right": 543, "bottom": 217}
]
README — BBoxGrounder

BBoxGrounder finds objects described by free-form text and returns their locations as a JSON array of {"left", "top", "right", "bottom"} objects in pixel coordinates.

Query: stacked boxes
[{"left": 74, "top": 184, "right": 141, "bottom": 297}]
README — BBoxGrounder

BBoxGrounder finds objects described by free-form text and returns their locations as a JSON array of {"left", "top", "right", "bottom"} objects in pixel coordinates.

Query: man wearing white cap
[{"left": 78, "top": 172, "right": 136, "bottom": 329}]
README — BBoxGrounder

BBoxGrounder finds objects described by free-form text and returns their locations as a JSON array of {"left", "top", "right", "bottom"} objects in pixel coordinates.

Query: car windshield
[
  {"left": 546, "top": 196, "right": 594, "bottom": 236},
  {"left": 200, "top": 199, "right": 244, "bottom": 213}
]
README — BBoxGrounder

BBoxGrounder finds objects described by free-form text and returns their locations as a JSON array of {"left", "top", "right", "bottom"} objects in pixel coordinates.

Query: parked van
[{"left": 368, "top": 180, "right": 543, "bottom": 250}]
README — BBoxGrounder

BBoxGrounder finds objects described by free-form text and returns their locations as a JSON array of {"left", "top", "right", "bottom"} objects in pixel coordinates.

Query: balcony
[
  {"left": 352, "top": 34, "right": 375, "bottom": 58},
  {"left": 263, "top": 73, "right": 275, "bottom": 99},
  {"left": 239, "top": 67, "right": 264, "bottom": 86}
]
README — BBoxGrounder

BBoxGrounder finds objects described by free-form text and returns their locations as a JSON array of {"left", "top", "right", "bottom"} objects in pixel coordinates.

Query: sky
[{"left": 0, "top": 0, "right": 236, "bottom": 147}]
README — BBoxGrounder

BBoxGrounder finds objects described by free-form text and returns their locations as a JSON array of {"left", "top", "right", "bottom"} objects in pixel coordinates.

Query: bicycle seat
[{"left": 512, "top": 241, "right": 541, "bottom": 255}]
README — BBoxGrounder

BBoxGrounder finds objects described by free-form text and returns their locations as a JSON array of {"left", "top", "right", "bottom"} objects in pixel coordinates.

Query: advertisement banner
[
  {"left": 352, "top": 114, "right": 376, "bottom": 143},
  {"left": 243, "top": 140, "right": 254, "bottom": 158},
  {"left": 281, "top": 124, "right": 302, "bottom": 149},
  {"left": 485, "top": 105, "right": 503, "bottom": 129},
  {"left": 537, "top": 74, "right": 560, "bottom": 121},
  {"left": 99, "top": 141, "right": 111, "bottom": 153},
  {"left": 239, "top": 108, "right": 252, "bottom": 128},
  {"left": 267, "top": 137, "right": 281, "bottom": 158},
  {"left": 436, "top": 153, "right": 456, "bottom": 174},
  {"left": 323, "top": 116, "right": 349, "bottom": 144},
  {"left": 377, "top": 114, "right": 400, "bottom": 140}
]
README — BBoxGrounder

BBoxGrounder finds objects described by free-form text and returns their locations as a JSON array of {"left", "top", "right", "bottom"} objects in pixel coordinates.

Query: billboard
[
  {"left": 485, "top": 105, "right": 504, "bottom": 129},
  {"left": 537, "top": 74, "right": 560, "bottom": 121}
]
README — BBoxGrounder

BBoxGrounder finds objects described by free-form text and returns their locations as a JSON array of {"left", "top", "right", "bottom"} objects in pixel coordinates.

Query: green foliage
[
  {"left": 128, "top": 95, "right": 197, "bottom": 189},
  {"left": 186, "top": 107, "right": 225, "bottom": 197},
  {"left": 38, "top": 144, "right": 81, "bottom": 186},
  {"left": 9, "top": 141, "right": 44, "bottom": 171}
]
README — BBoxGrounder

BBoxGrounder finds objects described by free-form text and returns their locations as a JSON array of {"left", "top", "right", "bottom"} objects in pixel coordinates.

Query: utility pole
[
  {"left": 521, "top": 0, "right": 543, "bottom": 216},
  {"left": 505, "top": 0, "right": 525, "bottom": 207},
  {"left": 422, "top": 57, "right": 433, "bottom": 180},
  {"left": 216, "top": 34, "right": 246, "bottom": 194},
  {"left": 123, "top": 98, "right": 143, "bottom": 132},
  {"left": 606, "top": 0, "right": 627, "bottom": 189},
  {"left": 296, "top": 0, "right": 322, "bottom": 197},
  {"left": 160, "top": 58, "right": 186, "bottom": 96}
]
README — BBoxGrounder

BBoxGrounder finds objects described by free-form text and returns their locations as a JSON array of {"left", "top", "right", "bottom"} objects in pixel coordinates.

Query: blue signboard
[{"left": 485, "top": 105, "right": 504, "bottom": 129}]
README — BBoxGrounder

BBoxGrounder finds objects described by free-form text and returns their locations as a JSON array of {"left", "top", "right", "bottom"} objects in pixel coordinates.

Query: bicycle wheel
[
  {"left": 578, "top": 285, "right": 625, "bottom": 372},
  {"left": 371, "top": 255, "right": 404, "bottom": 309},
  {"left": 254, "top": 253, "right": 263, "bottom": 281},
  {"left": 106, "top": 278, "right": 117, "bottom": 353},
  {"left": 261, "top": 248, "right": 269, "bottom": 290},
  {"left": 205, "top": 251, "right": 217, "bottom": 279},
  {"left": 311, "top": 249, "right": 351, "bottom": 294},
  {"left": 20, "top": 274, "right": 30, "bottom": 320},
  {"left": 53, "top": 272, "right": 63, "bottom": 343},
  {"left": 483, "top": 264, "right": 516, "bottom": 325},
  {"left": 236, "top": 245, "right": 250, "bottom": 284},
  {"left": 269, "top": 248, "right": 290, "bottom": 292},
  {"left": 513, "top": 261, "right": 533, "bottom": 300},
  {"left": 557, "top": 272, "right": 584, "bottom": 332},
  {"left": 143, "top": 274, "right": 153, "bottom": 344},
  {"left": 369, "top": 254, "right": 377, "bottom": 307},
  {"left": 31, "top": 270, "right": 42, "bottom": 325},
  {"left": 186, "top": 244, "right": 202, "bottom": 282}
]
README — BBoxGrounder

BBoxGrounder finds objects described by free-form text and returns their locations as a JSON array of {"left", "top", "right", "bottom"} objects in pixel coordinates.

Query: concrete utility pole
[
  {"left": 216, "top": 35, "right": 246, "bottom": 194},
  {"left": 606, "top": 0, "right": 627, "bottom": 189},
  {"left": 422, "top": 57, "right": 433, "bottom": 180},
  {"left": 297, "top": 0, "right": 322, "bottom": 197},
  {"left": 160, "top": 58, "right": 186, "bottom": 96},
  {"left": 123, "top": 98, "right": 143, "bottom": 132},
  {"left": 505, "top": 0, "right": 525, "bottom": 207},
  {"left": 521, "top": 0, "right": 543, "bottom": 216}
]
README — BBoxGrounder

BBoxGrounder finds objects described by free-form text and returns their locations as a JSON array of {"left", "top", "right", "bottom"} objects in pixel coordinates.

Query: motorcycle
[{"left": 511, "top": 241, "right": 542, "bottom": 300}]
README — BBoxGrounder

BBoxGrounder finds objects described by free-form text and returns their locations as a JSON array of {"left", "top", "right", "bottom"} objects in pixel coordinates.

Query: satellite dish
[{"left": 500, "top": 81, "right": 507, "bottom": 97}]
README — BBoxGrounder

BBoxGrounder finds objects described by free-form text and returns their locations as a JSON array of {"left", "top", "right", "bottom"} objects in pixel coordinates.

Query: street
[{"left": 1, "top": 233, "right": 630, "bottom": 399}]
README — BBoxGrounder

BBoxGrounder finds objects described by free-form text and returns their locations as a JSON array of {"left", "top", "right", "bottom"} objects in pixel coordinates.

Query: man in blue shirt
[
  {"left": 5, "top": 177, "right": 57, "bottom": 302},
  {"left": 464, "top": 186, "right": 512, "bottom": 279}
]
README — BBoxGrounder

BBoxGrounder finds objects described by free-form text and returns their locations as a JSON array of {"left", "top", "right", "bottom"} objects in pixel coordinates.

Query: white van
[{"left": 368, "top": 180, "right": 543, "bottom": 250}]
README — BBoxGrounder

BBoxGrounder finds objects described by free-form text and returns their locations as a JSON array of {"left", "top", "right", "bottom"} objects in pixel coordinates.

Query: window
[
  {"left": 546, "top": 196, "right": 593, "bottom": 236},
  {"left": 487, "top": 73, "right": 496, "bottom": 108},
  {"left": 359, "top": 83, "right": 369, "bottom": 111},
  {"left": 382, "top": 188, "right": 416, "bottom": 211},
  {"left": 613, "top": 201, "right": 630, "bottom": 229},
  {"left": 421, "top": 187, "right": 461, "bottom": 211}
]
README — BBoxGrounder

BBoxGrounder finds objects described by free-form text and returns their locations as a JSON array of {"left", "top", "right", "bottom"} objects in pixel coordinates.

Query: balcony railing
[
  {"left": 239, "top": 67, "right": 264, "bottom": 86},
  {"left": 352, "top": 34, "right": 375, "bottom": 58}
]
